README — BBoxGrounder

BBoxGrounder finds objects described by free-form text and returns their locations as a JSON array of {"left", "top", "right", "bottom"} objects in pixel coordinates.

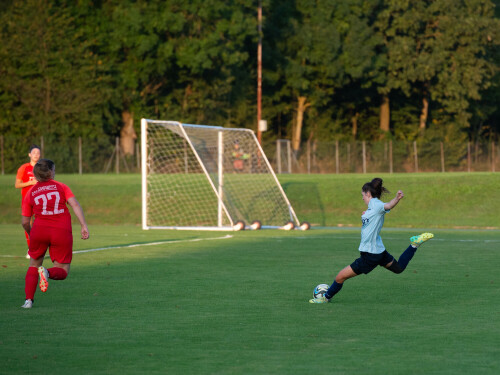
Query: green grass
[
  {"left": 279, "top": 172, "right": 500, "bottom": 229},
  {"left": 1, "top": 225, "right": 499, "bottom": 374},
  {"left": 1, "top": 172, "right": 499, "bottom": 373},
  {"left": 1, "top": 172, "right": 499, "bottom": 228}
]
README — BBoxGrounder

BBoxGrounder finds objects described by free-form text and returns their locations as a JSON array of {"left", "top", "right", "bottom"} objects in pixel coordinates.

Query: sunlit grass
[{"left": 1, "top": 225, "right": 499, "bottom": 374}]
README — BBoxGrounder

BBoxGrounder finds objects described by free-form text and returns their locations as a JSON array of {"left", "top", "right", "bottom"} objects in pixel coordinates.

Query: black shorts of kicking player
[{"left": 350, "top": 250, "right": 394, "bottom": 275}]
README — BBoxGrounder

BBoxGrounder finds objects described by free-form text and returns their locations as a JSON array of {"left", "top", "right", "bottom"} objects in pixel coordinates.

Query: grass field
[
  {"left": 1, "top": 173, "right": 499, "bottom": 374},
  {"left": 1, "top": 226, "right": 499, "bottom": 374},
  {"left": 1, "top": 173, "right": 499, "bottom": 228}
]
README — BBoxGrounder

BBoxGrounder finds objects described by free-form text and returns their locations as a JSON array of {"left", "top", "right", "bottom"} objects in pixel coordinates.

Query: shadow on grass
[{"left": 281, "top": 181, "right": 326, "bottom": 226}]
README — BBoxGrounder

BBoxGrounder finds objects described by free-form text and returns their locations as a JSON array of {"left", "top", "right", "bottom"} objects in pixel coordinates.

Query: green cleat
[
  {"left": 309, "top": 296, "right": 330, "bottom": 304},
  {"left": 410, "top": 232, "right": 434, "bottom": 248}
]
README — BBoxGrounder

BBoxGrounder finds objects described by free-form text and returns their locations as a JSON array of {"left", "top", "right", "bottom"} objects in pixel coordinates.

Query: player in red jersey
[
  {"left": 21, "top": 159, "right": 89, "bottom": 309},
  {"left": 15, "top": 144, "right": 41, "bottom": 257}
]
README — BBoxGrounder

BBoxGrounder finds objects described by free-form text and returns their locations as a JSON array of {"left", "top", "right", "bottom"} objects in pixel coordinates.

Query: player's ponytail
[
  {"left": 362, "top": 177, "right": 389, "bottom": 198},
  {"left": 34, "top": 159, "right": 55, "bottom": 182}
]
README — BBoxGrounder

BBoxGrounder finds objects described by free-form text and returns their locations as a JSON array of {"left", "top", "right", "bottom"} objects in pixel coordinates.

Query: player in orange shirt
[
  {"left": 15, "top": 144, "right": 41, "bottom": 258},
  {"left": 21, "top": 159, "right": 89, "bottom": 309}
]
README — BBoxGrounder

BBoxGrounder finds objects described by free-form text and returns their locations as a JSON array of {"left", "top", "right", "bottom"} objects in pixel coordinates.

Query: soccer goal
[{"left": 141, "top": 119, "right": 304, "bottom": 230}]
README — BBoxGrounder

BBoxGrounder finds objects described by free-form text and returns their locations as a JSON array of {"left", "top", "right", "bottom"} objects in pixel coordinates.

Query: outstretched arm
[
  {"left": 384, "top": 190, "right": 404, "bottom": 210},
  {"left": 67, "top": 197, "right": 90, "bottom": 240}
]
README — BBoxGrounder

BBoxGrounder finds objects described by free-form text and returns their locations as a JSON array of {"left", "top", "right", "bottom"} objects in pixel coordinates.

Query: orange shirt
[{"left": 16, "top": 163, "right": 35, "bottom": 200}]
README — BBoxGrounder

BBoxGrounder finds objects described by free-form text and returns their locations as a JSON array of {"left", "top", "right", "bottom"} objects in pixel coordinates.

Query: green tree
[
  {"left": 0, "top": 0, "right": 113, "bottom": 171},
  {"left": 162, "top": 0, "right": 257, "bottom": 127},
  {"left": 98, "top": 0, "right": 257, "bottom": 145},
  {"left": 0, "top": 0, "right": 106, "bottom": 136},
  {"left": 375, "top": 0, "right": 499, "bottom": 140},
  {"left": 328, "top": 0, "right": 385, "bottom": 140},
  {"left": 267, "top": 0, "right": 347, "bottom": 153}
]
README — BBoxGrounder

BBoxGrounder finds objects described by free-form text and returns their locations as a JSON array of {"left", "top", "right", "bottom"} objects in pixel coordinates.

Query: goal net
[{"left": 141, "top": 119, "right": 302, "bottom": 230}]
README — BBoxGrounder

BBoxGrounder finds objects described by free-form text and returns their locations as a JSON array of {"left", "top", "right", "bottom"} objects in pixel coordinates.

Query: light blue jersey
[{"left": 359, "top": 198, "right": 390, "bottom": 254}]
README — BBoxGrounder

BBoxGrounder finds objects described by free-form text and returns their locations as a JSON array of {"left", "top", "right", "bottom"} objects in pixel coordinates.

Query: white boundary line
[
  {"left": 0, "top": 235, "right": 233, "bottom": 258},
  {"left": 74, "top": 234, "right": 233, "bottom": 254}
]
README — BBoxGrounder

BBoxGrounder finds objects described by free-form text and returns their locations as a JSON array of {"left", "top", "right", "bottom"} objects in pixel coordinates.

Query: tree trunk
[
  {"left": 120, "top": 110, "right": 137, "bottom": 156},
  {"left": 351, "top": 112, "right": 359, "bottom": 139},
  {"left": 44, "top": 76, "right": 51, "bottom": 116},
  {"left": 379, "top": 95, "right": 390, "bottom": 134},
  {"left": 182, "top": 84, "right": 192, "bottom": 113},
  {"left": 419, "top": 96, "right": 429, "bottom": 130},
  {"left": 292, "top": 96, "right": 309, "bottom": 152}
]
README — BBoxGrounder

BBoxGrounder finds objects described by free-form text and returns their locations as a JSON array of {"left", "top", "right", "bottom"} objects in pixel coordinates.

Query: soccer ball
[
  {"left": 250, "top": 220, "right": 262, "bottom": 230},
  {"left": 300, "top": 221, "right": 311, "bottom": 231},
  {"left": 233, "top": 220, "right": 246, "bottom": 231},
  {"left": 313, "top": 284, "right": 329, "bottom": 299},
  {"left": 282, "top": 221, "right": 295, "bottom": 231}
]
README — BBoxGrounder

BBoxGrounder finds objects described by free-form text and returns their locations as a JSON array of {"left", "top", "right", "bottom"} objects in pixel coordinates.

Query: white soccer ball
[
  {"left": 313, "top": 284, "right": 329, "bottom": 299},
  {"left": 300, "top": 221, "right": 311, "bottom": 231},
  {"left": 250, "top": 220, "right": 262, "bottom": 230},
  {"left": 233, "top": 220, "right": 246, "bottom": 231},
  {"left": 282, "top": 221, "right": 295, "bottom": 231}
]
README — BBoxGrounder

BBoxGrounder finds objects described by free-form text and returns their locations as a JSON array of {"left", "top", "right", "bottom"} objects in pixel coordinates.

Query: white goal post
[{"left": 141, "top": 119, "right": 304, "bottom": 230}]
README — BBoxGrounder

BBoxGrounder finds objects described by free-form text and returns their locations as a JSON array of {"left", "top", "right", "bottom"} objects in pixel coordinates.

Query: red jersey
[
  {"left": 22, "top": 180, "right": 75, "bottom": 232},
  {"left": 16, "top": 163, "right": 36, "bottom": 200}
]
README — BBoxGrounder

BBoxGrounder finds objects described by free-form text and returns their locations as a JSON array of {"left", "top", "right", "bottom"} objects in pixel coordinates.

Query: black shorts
[{"left": 350, "top": 251, "right": 394, "bottom": 275}]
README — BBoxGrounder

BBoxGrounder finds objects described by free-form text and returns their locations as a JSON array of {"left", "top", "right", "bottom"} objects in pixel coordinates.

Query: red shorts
[{"left": 28, "top": 225, "right": 73, "bottom": 264}]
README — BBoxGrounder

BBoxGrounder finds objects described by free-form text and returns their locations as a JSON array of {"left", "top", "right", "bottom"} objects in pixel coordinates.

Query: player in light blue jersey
[{"left": 310, "top": 177, "right": 434, "bottom": 304}]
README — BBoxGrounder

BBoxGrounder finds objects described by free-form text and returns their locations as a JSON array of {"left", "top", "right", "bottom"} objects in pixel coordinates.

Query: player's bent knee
[
  {"left": 48, "top": 267, "right": 69, "bottom": 280},
  {"left": 51, "top": 263, "right": 70, "bottom": 279},
  {"left": 387, "top": 260, "right": 404, "bottom": 274}
]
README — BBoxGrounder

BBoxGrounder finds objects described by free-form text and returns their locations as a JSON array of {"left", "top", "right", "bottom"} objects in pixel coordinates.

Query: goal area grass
[{"left": 0, "top": 173, "right": 499, "bottom": 374}]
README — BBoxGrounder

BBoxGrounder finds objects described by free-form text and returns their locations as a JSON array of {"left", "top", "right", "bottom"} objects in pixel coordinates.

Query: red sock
[
  {"left": 47, "top": 267, "right": 68, "bottom": 280},
  {"left": 25, "top": 267, "right": 38, "bottom": 300}
]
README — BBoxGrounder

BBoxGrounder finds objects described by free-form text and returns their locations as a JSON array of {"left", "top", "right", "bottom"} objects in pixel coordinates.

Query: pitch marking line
[
  {"left": 74, "top": 234, "right": 233, "bottom": 254},
  {"left": 0, "top": 235, "right": 233, "bottom": 258}
]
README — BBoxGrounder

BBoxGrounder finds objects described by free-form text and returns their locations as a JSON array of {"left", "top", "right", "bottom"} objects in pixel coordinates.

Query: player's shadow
[{"left": 281, "top": 182, "right": 325, "bottom": 226}]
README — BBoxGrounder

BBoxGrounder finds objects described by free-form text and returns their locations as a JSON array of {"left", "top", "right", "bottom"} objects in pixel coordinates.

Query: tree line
[{"left": 0, "top": 0, "right": 499, "bottom": 161}]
